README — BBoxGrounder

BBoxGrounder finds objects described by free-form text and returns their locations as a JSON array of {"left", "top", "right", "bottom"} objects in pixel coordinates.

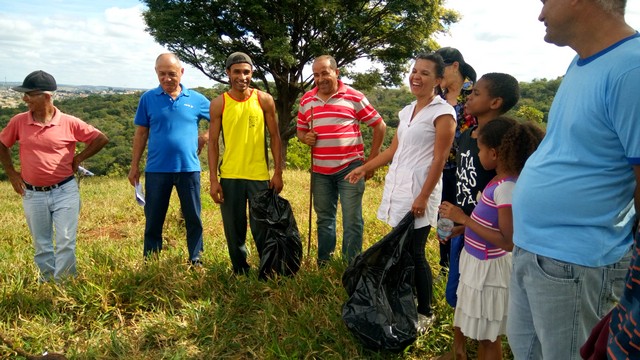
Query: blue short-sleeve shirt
[
  {"left": 134, "top": 85, "right": 210, "bottom": 172},
  {"left": 512, "top": 33, "right": 640, "bottom": 266}
]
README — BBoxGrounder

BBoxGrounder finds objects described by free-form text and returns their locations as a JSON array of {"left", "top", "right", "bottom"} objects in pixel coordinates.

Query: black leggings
[
  {"left": 410, "top": 225, "right": 433, "bottom": 316},
  {"left": 439, "top": 168, "right": 457, "bottom": 268}
]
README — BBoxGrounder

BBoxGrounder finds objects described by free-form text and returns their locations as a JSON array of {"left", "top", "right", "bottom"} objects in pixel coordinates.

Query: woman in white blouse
[{"left": 345, "top": 52, "right": 456, "bottom": 332}]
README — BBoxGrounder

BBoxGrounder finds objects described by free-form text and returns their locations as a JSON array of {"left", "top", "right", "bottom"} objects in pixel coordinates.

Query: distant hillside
[
  {"left": 0, "top": 82, "right": 146, "bottom": 92},
  {"left": 0, "top": 78, "right": 560, "bottom": 179}
]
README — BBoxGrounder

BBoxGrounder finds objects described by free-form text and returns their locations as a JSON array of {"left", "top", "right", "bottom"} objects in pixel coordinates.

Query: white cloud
[
  {"left": 0, "top": 2, "right": 213, "bottom": 89},
  {"left": 435, "top": 0, "right": 640, "bottom": 82}
]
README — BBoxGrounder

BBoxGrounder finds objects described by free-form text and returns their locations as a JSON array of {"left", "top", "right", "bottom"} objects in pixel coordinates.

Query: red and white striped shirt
[{"left": 297, "top": 80, "right": 383, "bottom": 175}]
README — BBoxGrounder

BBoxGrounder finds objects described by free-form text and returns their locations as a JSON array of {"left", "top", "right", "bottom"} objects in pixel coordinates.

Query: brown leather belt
[{"left": 24, "top": 175, "right": 75, "bottom": 192}]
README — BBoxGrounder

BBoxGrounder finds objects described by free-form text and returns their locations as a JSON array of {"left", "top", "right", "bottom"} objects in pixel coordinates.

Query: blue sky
[{"left": 1, "top": 0, "right": 639, "bottom": 89}]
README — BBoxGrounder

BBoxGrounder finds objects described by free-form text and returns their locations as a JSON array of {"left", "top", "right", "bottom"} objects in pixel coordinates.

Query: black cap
[
  {"left": 225, "top": 52, "right": 253, "bottom": 69},
  {"left": 435, "top": 47, "right": 477, "bottom": 83},
  {"left": 12, "top": 70, "right": 57, "bottom": 92}
]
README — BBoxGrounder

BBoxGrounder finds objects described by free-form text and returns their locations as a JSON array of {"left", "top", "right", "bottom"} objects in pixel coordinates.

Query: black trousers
[
  {"left": 219, "top": 178, "right": 269, "bottom": 274},
  {"left": 439, "top": 167, "right": 457, "bottom": 269},
  {"left": 411, "top": 225, "right": 433, "bottom": 316}
]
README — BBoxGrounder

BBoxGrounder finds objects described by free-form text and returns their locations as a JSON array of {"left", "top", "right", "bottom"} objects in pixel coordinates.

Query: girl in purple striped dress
[{"left": 439, "top": 116, "right": 544, "bottom": 359}]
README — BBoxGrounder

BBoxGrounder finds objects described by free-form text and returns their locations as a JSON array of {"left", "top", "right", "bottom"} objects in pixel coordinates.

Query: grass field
[{"left": 0, "top": 170, "right": 512, "bottom": 359}]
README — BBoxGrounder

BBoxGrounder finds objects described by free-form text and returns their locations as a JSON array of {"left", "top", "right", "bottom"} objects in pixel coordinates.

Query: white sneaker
[{"left": 417, "top": 314, "right": 435, "bottom": 334}]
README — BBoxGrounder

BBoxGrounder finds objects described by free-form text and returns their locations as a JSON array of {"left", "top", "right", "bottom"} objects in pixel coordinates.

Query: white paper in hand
[{"left": 135, "top": 182, "right": 145, "bottom": 206}]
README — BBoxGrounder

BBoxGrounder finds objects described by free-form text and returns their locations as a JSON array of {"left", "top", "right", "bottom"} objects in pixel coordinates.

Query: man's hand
[
  {"left": 210, "top": 181, "right": 224, "bottom": 204},
  {"left": 128, "top": 164, "right": 140, "bottom": 187},
  {"left": 303, "top": 131, "right": 318, "bottom": 146},
  {"left": 270, "top": 173, "right": 284, "bottom": 194},
  {"left": 7, "top": 169, "right": 24, "bottom": 195}
]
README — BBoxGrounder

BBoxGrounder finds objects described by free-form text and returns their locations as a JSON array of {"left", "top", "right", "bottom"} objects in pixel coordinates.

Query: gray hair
[
  {"left": 155, "top": 53, "right": 182, "bottom": 67},
  {"left": 314, "top": 55, "right": 338, "bottom": 70},
  {"left": 593, "top": 0, "right": 626, "bottom": 15}
]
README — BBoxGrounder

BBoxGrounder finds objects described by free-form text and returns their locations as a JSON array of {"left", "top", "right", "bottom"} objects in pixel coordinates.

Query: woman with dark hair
[
  {"left": 434, "top": 47, "right": 477, "bottom": 271},
  {"left": 345, "top": 53, "right": 456, "bottom": 332},
  {"left": 434, "top": 46, "right": 477, "bottom": 360}
]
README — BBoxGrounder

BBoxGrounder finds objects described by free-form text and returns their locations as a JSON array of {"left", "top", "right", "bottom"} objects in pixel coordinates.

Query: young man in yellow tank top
[{"left": 208, "top": 52, "right": 284, "bottom": 275}]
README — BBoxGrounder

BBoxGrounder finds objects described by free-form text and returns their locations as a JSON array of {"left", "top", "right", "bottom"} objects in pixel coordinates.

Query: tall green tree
[{"left": 141, "top": 0, "right": 458, "bottom": 161}]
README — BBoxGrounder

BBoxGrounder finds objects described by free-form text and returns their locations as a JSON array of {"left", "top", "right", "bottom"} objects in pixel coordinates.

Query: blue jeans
[
  {"left": 22, "top": 179, "right": 80, "bottom": 282},
  {"left": 507, "top": 245, "right": 631, "bottom": 360},
  {"left": 313, "top": 161, "right": 364, "bottom": 264},
  {"left": 445, "top": 234, "right": 464, "bottom": 308},
  {"left": 144, "top": 172, "right": 203, "bottom": 263}
]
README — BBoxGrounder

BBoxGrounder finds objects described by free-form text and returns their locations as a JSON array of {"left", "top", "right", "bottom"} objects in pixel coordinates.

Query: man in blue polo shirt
[
  {"left": 128, "top": 53, "right": 210, "bottom": 266},
  {"left": 507, "top": 1, "right": 640, "bottom": 359}
]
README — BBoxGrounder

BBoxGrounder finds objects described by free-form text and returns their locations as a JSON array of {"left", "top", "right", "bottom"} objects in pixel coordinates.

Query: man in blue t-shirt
[
  {"left": 128, "top": 53, "right": 211, "bottom": 266},
  {"left": 508, "top": 1, "right": 640, "bottom": 359}
]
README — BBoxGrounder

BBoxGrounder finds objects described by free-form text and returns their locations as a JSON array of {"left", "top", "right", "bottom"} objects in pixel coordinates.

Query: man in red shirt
[
  {"left": 0, "top": 70, "right": 108, "bottom": 282},
  {"left": 297, "top": 55, "right": 386, "bottom": 266}
]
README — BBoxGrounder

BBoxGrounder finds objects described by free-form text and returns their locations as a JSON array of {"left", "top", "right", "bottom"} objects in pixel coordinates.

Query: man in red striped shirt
[{"left": 297, "top": 55, "right": 386, "bottom": 266}]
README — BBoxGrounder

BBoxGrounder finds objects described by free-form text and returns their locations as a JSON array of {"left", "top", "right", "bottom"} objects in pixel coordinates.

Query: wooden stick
[{"left": 307, "top": 107, "right": 314, "bottom": 257}]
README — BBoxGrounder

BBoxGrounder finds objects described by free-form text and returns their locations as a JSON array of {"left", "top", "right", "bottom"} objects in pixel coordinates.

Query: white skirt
[{"left": 453, "top": 247, "right": 512, "bottom": 341}]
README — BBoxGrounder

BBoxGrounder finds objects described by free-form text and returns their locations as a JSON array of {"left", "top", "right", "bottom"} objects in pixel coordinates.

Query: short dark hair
[
  {"left": 478, "top": 116, "right": 545, "bottom": 174},
  {"left": 480, "top": 73, "right": 520, "bottom": 114},
  {"left": 415, "top": 52, "right": 446, "bottom": 78}
]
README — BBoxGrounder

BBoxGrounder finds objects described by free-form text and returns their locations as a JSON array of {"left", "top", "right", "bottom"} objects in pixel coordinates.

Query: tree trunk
[{"left": 280, "top": 137, "right": 290, "bottom": 170}]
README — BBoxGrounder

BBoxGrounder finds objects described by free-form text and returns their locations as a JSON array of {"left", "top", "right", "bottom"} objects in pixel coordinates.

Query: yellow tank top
[{"left": 220, "top": 89, "right": 269, "bottom": 180}]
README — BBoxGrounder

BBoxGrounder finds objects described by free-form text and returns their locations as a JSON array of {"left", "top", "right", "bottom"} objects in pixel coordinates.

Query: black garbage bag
[
  {"left": 249, "top": 189, "right": 303, "bottom": 280},
  {"left": 341, "top": 212, "right": 417, "bottom": 352}
]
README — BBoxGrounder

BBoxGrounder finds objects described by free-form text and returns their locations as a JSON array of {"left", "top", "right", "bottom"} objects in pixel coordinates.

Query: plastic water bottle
[{"left": 437, "top": 218, "right": 454, "bottom": 240}]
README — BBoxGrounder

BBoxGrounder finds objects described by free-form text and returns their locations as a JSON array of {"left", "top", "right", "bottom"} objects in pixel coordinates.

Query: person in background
[
  {"left": 436, "top": 72, "right": 520, "bottom": 360},
  {"left": 208, "top": 52, "right": 283, "bottom": 275},
  {"left": 435, "top": 46, "right": 477, "bottom": 272},
  {"left": 128, "top": 53, "right": 210, "bottom": 266},
  {"left": 0, "top": 70, "right": 109, "bottom": 282},
  {"left": 507, "top": 1, "right": 640, "bottom": 358},
  {"left": 345, "top": 52, "right": 455, "bottom": 333},
  {"left": 605, "top": 225, "right": 640, "bottom": 359},
  {"left": 297, "top": 55, "right": 386, "bottom": 266},
  {"left": 440, "top": 117, "right": 544, "bottom": 360}
]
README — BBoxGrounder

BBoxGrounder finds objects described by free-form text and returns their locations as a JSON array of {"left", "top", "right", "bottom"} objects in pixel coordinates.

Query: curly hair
[{"left": 478, "top": 116, "right": 545, "bottom": 175}]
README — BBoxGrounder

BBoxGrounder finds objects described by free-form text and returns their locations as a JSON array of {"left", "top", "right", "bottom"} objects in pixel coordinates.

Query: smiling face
[
  {"left": 409, "top": 58, "right": 441, "bottom": 98},
  {"left": 155, "top": 54, "right": 183, "bottom": 95},
  {"left": 226, "top": 62, "right": 253, "bottom": 94},
  {"left": 312, "top": 57, "right": 340, "bottom": 98}
]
